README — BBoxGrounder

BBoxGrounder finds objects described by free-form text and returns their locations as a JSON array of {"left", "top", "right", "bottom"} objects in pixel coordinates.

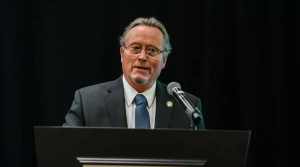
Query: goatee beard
[{"left": 130, "top": 74, "right": 150, "bottom": 85}]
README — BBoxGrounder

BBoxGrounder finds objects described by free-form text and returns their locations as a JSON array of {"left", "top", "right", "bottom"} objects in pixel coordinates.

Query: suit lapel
[
  {"left": 104, "top": 77, "right": 173, "bottom": 128},
  {"left": 155, "top": 81, "right": 174, "bottom": 129},
  {"left": 104, "top": 76, "right": 127, "bottom": 128}
]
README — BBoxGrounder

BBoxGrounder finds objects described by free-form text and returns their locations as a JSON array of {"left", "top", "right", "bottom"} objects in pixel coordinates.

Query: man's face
[{"left": 120, "top": 25, "right": 167, "bottom": 90}]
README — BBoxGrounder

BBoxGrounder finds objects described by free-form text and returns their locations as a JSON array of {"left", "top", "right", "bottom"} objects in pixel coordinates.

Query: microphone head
[{"left": 167, "top": 82, "right": 181, "bottom": 95}]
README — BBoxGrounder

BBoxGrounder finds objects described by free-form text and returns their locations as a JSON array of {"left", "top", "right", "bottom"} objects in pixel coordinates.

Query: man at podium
[{"left": 63, "top": 17, "right": 205, "bottom": 130}]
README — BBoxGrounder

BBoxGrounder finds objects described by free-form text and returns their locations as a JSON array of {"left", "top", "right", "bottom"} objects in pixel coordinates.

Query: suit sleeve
[
  {"left": 62, "top": 90, "right": 85, "bottom": 126},
  {"left": 195, "top": 98, "right": 205, "bottom": 130}
]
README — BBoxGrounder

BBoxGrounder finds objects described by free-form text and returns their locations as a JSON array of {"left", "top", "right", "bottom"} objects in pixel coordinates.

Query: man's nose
[{"left": 138, "top": 50, "right": 147, "bottom": 61}]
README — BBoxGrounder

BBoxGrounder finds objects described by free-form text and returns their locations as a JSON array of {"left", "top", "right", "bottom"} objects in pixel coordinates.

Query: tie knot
[{"left": 135, "top": 94, "right": 147, "bottom": 105}]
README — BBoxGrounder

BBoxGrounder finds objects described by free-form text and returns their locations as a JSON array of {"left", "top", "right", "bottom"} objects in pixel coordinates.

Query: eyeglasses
[{"left": 123, "top": 44, "right": 165, "bottom": 57}]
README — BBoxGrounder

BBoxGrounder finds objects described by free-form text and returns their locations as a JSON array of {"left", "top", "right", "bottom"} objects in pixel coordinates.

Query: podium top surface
[{"left": 34, "top": 126, "right": 251, "bottom": 167}]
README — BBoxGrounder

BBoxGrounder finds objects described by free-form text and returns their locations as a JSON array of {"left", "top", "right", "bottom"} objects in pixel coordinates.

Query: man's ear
[
  {"left": 162, "top": 56, "right": 168, "bottom": 69},
  {"left": 120, "top": 47, "right": 124, "bottom": 63}
]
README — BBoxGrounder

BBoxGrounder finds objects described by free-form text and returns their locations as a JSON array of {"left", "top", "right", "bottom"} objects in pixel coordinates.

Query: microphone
[{"left": 167, "top": 82, "right": 202, "bottom": 126}]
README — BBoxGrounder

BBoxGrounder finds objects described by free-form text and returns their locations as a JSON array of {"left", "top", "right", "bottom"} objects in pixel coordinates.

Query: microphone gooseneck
[{"left": 167, "top": 82, "right": 202, "bottom": 126}]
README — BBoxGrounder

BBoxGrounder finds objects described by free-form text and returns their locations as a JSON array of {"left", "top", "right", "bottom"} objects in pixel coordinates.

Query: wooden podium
[{"left": 34, "top": 127, "right": 250, "bottom": 167}]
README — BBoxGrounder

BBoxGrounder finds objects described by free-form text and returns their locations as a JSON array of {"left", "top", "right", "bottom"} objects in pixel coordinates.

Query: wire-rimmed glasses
[{"left": 123, "top": 44, "right": 165, "bottom": 57}]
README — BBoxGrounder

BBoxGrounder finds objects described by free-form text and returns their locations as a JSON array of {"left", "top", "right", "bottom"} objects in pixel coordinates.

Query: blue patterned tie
[{"left": 135, "top": 94, "right": 150, "bottom": 129}]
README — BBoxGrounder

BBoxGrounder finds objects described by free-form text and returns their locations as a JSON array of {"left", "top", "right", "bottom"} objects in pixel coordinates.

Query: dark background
[{"left": 1, "top": 1, "right": 293, "bottom": 167}]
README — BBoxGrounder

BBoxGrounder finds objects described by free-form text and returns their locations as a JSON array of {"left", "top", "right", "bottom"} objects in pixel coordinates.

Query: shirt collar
[{"left": 122, "top": 75, "right": 156, "bottom": 108}]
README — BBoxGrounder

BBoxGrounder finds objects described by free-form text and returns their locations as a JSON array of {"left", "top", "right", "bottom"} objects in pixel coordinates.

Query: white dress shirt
[{"left": 122, "top": 75, "right": 156, "bottom": 129}]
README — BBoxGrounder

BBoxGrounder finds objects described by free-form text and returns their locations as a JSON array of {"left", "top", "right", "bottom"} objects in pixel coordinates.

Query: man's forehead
[{"left": 126, "top": 25, "right": 164, "bottom": 45}]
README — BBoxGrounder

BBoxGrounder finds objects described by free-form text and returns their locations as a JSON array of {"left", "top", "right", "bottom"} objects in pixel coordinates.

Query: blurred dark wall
[{"left": 1, "top": 1, "right": 292, "bottom": 167}]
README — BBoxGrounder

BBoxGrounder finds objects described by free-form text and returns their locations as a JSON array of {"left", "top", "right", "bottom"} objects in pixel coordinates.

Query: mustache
[{"left": 133, "top": 65, "right": 150, "bottom": 70}]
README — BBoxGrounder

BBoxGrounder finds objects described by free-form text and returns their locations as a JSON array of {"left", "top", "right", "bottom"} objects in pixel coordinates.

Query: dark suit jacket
[{"left": 63, "top": 76, "right": 205, "bottom": 130}]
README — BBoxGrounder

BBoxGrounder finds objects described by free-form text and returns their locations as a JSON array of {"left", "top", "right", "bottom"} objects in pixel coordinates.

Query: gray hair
[{"left": 119, "top": 17, "right": 172, "bottom": 58}]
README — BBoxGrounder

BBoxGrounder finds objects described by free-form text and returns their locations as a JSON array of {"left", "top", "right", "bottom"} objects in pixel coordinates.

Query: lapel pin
[{"left": 166, "top": 101, "right": 173, "bottom": 107}]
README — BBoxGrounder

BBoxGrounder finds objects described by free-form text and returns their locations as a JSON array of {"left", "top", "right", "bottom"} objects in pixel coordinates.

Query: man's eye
[
  {"left": 131, "top": 46, "right": 141, "bottom": 50},
  {"left": 148, "top": 47, "right": 157, "bottom": 52}
]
